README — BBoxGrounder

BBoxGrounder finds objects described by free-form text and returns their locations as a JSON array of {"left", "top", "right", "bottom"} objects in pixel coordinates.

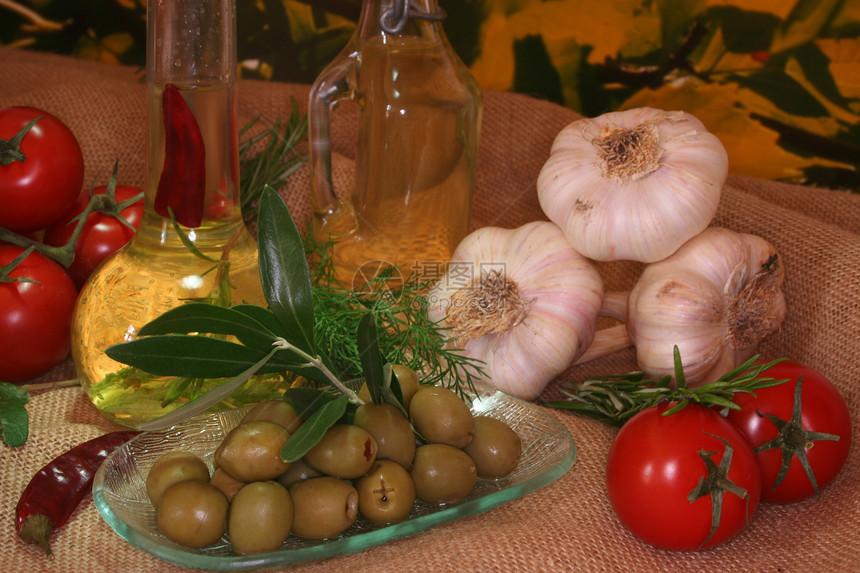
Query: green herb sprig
[
  {"left": 238, "top": 103, "right": 308, "bottom": 226},
  {"left": 307, "top": 234, "right": 485, "bottom": 400},
  {"left": 543, "top": 346, "right": 789, "bottom": 425},
  {"left": 0, "top": 382, "right": 29, "bottom": 447}
]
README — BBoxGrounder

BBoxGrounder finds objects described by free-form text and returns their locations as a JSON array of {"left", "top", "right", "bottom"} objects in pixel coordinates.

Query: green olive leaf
[
  {"left": 137, "top": 302, "right": 279, "bottom": 352},
  {"left": 357, "top": 313, "right": 385, "bottom": 404},
  {"left": 257, "top": 186, "right": 315, "bottom": 354},
  {"left": 386, "top": 367, "right": 407, "bottom": 411},
  {"left": 231, "top": 303, "right": 288, "bottom": 338},
  {"left": 106, "top": 334, "right": 335, "bottom": 385},
  {"left": 283, "top": 387, "right": 339, "bottom": 419},
  {"left": 280, "top": 395, "right": 349, "bottom": 462}
]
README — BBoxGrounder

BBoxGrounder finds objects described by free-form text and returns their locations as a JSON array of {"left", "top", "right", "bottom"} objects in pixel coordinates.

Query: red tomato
[
  {"left": 0, "top": 107, "right": 85, "bottom": 233},
  {"left": 727, "top": 361, "right": 852, "bottom": 503},
  {"left": 606, "top": 403, "right": 761, "bottom": 551},
  {"left": 43, "top": 184, "right": 144, "bottom": 289},
  {"left": 0, "top": 245, "right": 78, "bottom": 382}
]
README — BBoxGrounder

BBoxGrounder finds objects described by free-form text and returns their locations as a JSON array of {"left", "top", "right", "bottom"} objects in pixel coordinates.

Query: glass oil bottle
[
  {"left": 308, "top": 0, "right": 482, "bottom": 289},
  {"left": 71, "top": 0, "right": 286, "bottom": 428}
]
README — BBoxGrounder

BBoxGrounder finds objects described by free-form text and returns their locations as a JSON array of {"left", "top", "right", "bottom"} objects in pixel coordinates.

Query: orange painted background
[{"left": 2, "top": 0, "right": 858, "bottom": 190}]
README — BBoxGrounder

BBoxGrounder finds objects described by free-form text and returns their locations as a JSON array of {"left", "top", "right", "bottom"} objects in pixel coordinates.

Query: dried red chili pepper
[
  {"left": 16, "top": 430, "right": 140, "bottom": 555},
  {"left": 154, "top": 83, "right": 206, "bottom": 228}
]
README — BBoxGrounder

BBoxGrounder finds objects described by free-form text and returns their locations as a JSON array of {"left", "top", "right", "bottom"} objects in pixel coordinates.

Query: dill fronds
[{"left": 306, "top": 234, "right": 485, "bottom": 400}]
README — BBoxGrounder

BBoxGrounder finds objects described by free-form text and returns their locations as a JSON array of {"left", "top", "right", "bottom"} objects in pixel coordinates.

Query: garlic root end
[
  {"left": 599, "top": 291, "right": 630, "bottom": 322},
  {"left": 573, "top": 323, "right": 633, "bottom": 366}
]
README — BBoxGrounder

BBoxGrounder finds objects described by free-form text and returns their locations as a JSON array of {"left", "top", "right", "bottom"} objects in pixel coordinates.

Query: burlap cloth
[{"left": 1, "top": 47, "right": 858, "bottom": 572}]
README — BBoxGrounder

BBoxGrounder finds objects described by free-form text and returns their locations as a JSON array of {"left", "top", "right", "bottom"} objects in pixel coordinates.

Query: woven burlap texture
[{"left": 1, "top": 47, "right": 858, "bottom": 573}]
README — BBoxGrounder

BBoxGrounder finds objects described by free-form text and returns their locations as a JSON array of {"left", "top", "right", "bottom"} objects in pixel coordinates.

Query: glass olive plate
[{"left": 92, "top": 384, "right": 576, "bottom": 571}]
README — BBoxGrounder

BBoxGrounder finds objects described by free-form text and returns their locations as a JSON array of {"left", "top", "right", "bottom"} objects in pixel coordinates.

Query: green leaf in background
[
  {"left": 512, "top": 34, "right": 564, "bottom": 105},
  {"left": 658, "top": 0, "right": 706, "bottom": 59},
  {"left": 772, "top": 0, "right": 845, "bottom": 53},
  {"left": 7, "top": 0, "right": 859, "bottom": 189},
  {"left": 137, "top": 302, "right": 279, "bottom": 352},
  {"left": 280, "top": 394, "right": 349, "bottom": 462},
  {"left": 0, "top": 382, "right": 30, "bottom": 447},
  {"left": 257, "top": 186, "right": 316, "bottom": 354},
  {"left": 732, "top": 64, "right": 831, "bottom": 117},
  {"left": 701, "top": 6, "right": 781, "bottom": 55}
]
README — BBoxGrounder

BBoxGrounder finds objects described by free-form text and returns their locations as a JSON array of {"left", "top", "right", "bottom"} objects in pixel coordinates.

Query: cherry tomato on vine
[
  {"left": 606, "top": 403, "right": 761, "bottom": 551},
  {"left": 0, "top": 245, "right": 78, "bottom": 382},
  {"left": 0, "top": 107, "right": 85, "bottom": 233},
  {"left": 43, "top": 184, "right": 144, "bottom": 289},
  {"left": 726, "top": 361, "right": 851, "bottom": 504}
]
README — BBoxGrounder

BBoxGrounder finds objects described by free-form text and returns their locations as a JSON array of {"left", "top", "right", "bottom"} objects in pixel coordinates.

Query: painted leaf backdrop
[{"left": 1, "top": 0, "right": 858, "bottom": 189}]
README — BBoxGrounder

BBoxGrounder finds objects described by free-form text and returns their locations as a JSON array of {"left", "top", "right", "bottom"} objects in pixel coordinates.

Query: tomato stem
[
  {"left": 0, "top": 115, "right": 40, "bottom": 165},
  {"left": 0, "top": 160, "right": 141, "bottom": 271},
  {"left": 687, "top": 432, "right": 751, "bottom": 549},
  {"left": 753, "top": 375, "right": 840, "bottom": 494}
]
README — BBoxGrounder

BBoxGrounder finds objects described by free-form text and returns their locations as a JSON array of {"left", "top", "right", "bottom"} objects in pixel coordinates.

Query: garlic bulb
[
  {"left": 426, "top": 221, "right": 604, "bottom": 401},
  {"left": 626, "top": 227, "right": 786, "bottom": 386},
  {"left": 537, "top": 107, "right": 728, "bottom": 263}
]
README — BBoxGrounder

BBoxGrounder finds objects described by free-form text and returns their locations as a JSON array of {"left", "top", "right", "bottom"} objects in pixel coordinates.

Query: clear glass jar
[
  {"left": 71, "top": 0, "right": 286, "bottom": 428},
  {"left": 308, "top": 0, "right": 482, "bottom": 289}
]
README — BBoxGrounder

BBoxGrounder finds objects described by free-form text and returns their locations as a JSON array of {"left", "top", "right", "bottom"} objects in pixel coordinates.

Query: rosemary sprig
[
  {"left": 238, "top": 101, "right": 308, "bottom": 226},
  {"left": 543, "top": 346, "right": 789, "bottom": 425}
]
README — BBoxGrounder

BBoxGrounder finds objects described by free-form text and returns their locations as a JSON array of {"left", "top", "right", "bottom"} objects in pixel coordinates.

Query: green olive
[
  {"left": 353, "top": 402, "right": 416, "bottom": 469},
  {"left": 462, "top": 416, "right": 522, "bottom": 478},
  {"left": 276, "top": 457, "right": 322, "bottom": 488},
  {"left": 288, "top": 476, "right": 358, "bottom": 539},
  {"left": 303, "top": 424, "right": 378, "bottom": 479},
  {"left": 355, "top": 459, "right": 416, "bottom": 525},
  {"left": 241, "top": 400, "right": 302, "bottom": 434},
  {"left": 215, "top": 421, "right": 291, "bottom": 482},
  {"left": 156, "top": 480, "right": 228, "bottom": 548},
  {"left": 209, "top": 467, "right": 245, "bottom": 503},
  {"left": 411, "top": 443, "right": 477, "bottom": 505},
  {"left": 145, "top": 450, "right": 210, "bottom": 506},
  {"left": 358, "top": 363, "right": 419, "bottom": 409},
  {"left": 409, "top": 386, "right": 474, "bottom": 448},
  {"left": 228, "top": 481, "right": 293, "bottom": 555}
]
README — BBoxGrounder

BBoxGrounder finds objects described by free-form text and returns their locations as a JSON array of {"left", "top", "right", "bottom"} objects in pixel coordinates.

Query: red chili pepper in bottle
[
  {"left": 154, "top": 82, "right": 206, "bottom": 228},
  {"left": 16, "top": 431, "right": 140, "bottom": 555}
]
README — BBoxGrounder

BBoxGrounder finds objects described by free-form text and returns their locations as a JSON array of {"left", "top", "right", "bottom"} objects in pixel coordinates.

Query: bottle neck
[
  {"left": 142, "top": 0, "right": 243, "bottom": 236},
  {"left": 147, "top": 0, "right": 236, "bottom": 87}
]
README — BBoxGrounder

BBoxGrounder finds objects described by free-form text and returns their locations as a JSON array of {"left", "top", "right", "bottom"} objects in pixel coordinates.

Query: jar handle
[{"left": 308, "top": 55, "right": 357, "bottom": 236}]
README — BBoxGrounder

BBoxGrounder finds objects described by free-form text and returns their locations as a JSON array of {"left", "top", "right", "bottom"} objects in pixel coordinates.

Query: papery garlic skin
[
  {"left": 426, "top": 221, "right": 604, "bottom": 401},
  {"left": 537, "top": 107, "right": 728, "bottom": 263},
  {"left": 627, "top": 227, "right": 786, "bottom": 386}
]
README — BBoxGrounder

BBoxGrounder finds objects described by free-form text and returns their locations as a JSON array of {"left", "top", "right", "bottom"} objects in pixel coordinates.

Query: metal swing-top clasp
[{"left": 379, "top": 0, "right": 447, "bottom": 33}]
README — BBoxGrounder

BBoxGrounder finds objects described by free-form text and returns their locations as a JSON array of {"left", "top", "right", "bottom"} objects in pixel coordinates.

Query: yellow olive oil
[
  {"left": 71, "top": 83, "right": 287, "bottom": 428},
  {"left": 311, "top": 33, "right": 481, "bottom": 288}
]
